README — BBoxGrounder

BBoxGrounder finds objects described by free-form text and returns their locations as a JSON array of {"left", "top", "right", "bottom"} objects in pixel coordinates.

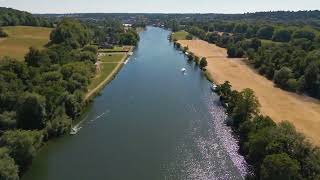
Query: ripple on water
[
  {"left": 164, "top": 92, "right": 247, "bottom": 180},
  {"left": 205, "top": 92, "right": 248, "bottom": 177}
]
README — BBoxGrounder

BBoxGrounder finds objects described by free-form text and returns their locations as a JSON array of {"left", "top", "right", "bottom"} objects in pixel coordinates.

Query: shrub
[
  {"left": 260, "top": 153, "right": 301, "bottom": 180},
  {"left": 199, "top": 57, "right": 208, "bottom": 69}
]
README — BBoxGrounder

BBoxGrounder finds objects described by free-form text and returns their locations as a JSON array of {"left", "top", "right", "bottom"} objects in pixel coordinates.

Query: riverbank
[
  {"left": 85, "top": 46, "right": 134, "bottom": 101},
  {"left": 178, "top": 39, "right": 320, "bottom": 144}
]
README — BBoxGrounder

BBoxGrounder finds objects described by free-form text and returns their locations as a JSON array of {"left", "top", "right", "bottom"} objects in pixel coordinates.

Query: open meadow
[
  {"left": 179, "top": 39, "right": 320, "bottom": 144},
  {"left": 0, "top": 26, "right": 52, "bottom": 60}
]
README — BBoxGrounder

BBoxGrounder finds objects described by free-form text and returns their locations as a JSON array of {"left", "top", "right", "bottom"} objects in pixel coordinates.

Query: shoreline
[{"left": 177, "top": 39, "right": 320, "bottom": 145}]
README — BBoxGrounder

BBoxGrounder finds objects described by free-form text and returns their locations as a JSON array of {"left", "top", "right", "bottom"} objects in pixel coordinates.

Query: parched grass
[
  {"left": 171, "top": 31, "right": 190, "bottom": 41},
  {"left": 100, "top": 53, "right": 126, "bottom": 63},
  {"left": 0, "top": 26, "right": 52, "bottom": 61},
  {"left": 88, "top": 63, "right": 118, "bottom": 91}
]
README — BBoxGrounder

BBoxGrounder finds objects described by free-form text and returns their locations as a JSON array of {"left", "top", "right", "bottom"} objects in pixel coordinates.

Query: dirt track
[{"left": 179, "top": 40, "right": 320, "bottom": 145}]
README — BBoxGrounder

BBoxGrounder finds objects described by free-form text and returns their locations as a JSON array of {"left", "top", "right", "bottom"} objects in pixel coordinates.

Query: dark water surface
[{"left": 23, "top": 27, "right": 247, "bottom": 180}]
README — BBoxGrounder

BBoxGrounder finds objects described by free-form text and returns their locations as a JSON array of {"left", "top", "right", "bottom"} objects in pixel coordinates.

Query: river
[{"left": 23, "top": 27, "right": 247, "bottom": 180}]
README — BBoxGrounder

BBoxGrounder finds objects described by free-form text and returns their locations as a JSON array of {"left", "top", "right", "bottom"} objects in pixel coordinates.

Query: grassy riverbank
[
  {"left": 178, "top": 39, "right": 320, "bottom": 145},
  {"left": 85, "top": 47, "right": 133, "bottom": 101},
  {"left": 0, "top": 26, "right": 52, "bottom": 60}
]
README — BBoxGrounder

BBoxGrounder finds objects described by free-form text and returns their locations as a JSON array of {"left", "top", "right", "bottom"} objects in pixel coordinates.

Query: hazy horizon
[{"left": 1, "top": 0, "right": 320, "bottom": 14}]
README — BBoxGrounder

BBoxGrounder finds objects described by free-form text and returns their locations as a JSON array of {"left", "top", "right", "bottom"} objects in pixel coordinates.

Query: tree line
[
  {"left": 215, "top": 81, "right": 320, "bottom": 180},
  {"left": 0, "top": 7, "right": 53, "bottom": 27}
]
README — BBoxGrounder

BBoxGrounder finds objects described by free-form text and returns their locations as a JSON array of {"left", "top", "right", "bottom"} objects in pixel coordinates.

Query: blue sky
[{"left": 0, "top": 0, "right": 320, "bottom": 14}]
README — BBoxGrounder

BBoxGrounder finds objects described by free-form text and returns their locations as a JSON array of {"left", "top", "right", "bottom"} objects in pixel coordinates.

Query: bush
[
  {"left": 200, "top": 57, "right": 208, "bottom": 69},
  {"left": 260, "top": 153, "right": 301, "bottom": 180},
  {"left": 0, "top": 148, "right": 19, "bottom": 180},
  {"left": 0, "top": 111, "right": 16, "bottom": 131},
  {"left": 0, "top": 130, "right": 43, "bottom": 170},
  {"left": 257, "top": 26, "right": 275, "bottom": 40},
  {"left": 227, "top": 46, "right": 244, "bottom": 58},
  {"left": 273, "top": 67, "right": 293, "bottom": 89},
  {"left": 286, "top": 78, "right": 299, "bottom": 92},
  {"left": 272, "top": 29, "right": 291, "bottom": 42}
]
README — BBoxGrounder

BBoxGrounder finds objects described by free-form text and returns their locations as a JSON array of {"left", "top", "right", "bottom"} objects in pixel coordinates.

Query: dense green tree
[
  {"left": 46, "top": 112, "right": 71, "bottom": 138},
  {"left": 273, "top": 67, "right": 293, "bottom": 89},
  {"left": 119, "top": 32, "right": 139, "bottom": 46},
  {"left": 304, "top": 62, "right": 320, "bottom": 96},
  {"left": 272, "top": 29, "right": 292, "bottom": 42},
  {"left": 199, "top": 57, "right": 208, "bottom": 69},
  {"left": 231, "top": 88, "right": 260, "bottom": 127},
  {"left": 0, "top": 111, "right": 16, "bottom": 130},
  {"left": 250, "top": 38, "right": 262, "bottom": 51},
  {"left": 260, "top": 153, "right": 301, "bottom": 180},
  {"left": 25, "top": 47, "right": 50, "bottom": 67},
  {"left": 233, "top": 23, "right": 248, "bottom": 34},
  {"left": 257, "top": 26, "right": 275, "bottom": 40},
  {"left": 293, "top": 30, "right": 316, "bottom": 41},
  {"left": 0, "top": 130, "right": 43, "bottom": 170},
  {"left": 0, "top": 7, "right": 52, "bottom": 27},
  {"left": 50, "top": 18, "right": 91, "bottom": 47},
  {"left": 17, "top": 93, "right": 46, "bottom": 130},
  {"left": 0, "top": 148, "right": 19, "bottom": 180},
  {"left": 65, "top": 92, "right": 83, "bottom": 119}
]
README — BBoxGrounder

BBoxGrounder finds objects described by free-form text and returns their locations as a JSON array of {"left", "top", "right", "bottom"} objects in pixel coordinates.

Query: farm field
[
  {"left": 178, "top": 39, "right": 320, "bottom": 144},
  {"left": 0, "top": 26, "right": 52, "bottom": 60}
]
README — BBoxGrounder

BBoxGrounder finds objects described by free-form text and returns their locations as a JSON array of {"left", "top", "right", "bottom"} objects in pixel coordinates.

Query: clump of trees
[
  {"left": 215, "top": 81, "right": 320, "bottom": 180},
  {"left": 86, "top": 19, "right": 140, "bottom": 47},
  {"left": 0, "top": 7, "right": 52, "bottom": 27}
]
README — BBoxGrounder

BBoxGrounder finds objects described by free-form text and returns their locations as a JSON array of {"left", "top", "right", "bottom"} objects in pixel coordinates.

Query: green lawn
[
  {"left": 100, "top": 53, "right": 126, "bottom": 62},
  {"left": 261, "top": 39, "right": 284, "bottom": 46},
  {"left": 98, "top": 46, "right": 131, "bottom": 52},
  {"left": 0, "top": 26, "right": 52, "bottom": 61},
  {"left": 171, "top": 31, "right": 190, "bottom": 40},
  {"left": 88, "top": 63, "right": 118, "bottom": 91}
]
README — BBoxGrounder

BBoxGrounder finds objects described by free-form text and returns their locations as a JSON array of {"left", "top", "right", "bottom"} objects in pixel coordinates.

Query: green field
[
  {"left": 100, "top": 53, "right": 126, "bottom": 62},
  {"left": 88, "top": 63, "right": 118, "bottom": 90},
  {"left": 171, "top": 31, "right": 190, "bottom": 40},
  {"left": 0, "top": 26, "right": 52, "bottom": 61}
]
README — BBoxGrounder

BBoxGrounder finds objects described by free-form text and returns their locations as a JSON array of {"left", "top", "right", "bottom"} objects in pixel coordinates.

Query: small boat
[
  {"left": 181, "top": 68, "right": 186, "bottom": 72},
  {"left": 70, "top": 127, "right": 81, "bottom": 135},
  {"left": 211, "top": 83, "right": 218, "bottom": 91}
]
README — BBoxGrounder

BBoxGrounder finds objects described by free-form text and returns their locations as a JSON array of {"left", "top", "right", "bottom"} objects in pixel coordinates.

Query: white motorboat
[
  {"left": 70, "top": 127, "right": 81, "bottom": 135},
  {"left": 211, "top": 83, "right": 218, "bottom": 91},
  {"left": 181, "top": 68, "right": 186, "bottom": 72}
]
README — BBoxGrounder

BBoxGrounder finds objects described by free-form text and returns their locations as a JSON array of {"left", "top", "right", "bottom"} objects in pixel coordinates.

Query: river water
[{"left": 23, "top": 27, "right": 247, "bottom": 180}]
